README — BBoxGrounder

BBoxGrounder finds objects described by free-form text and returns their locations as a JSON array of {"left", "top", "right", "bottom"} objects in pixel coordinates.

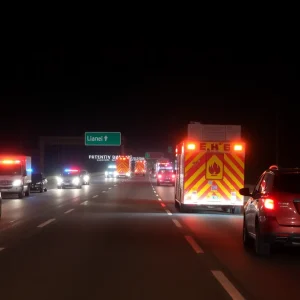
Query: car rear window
[
  {"left": 274, "top": 173, "right": 300, "bottom": 193},
  {"left": 159, "top": 169, "right": 173, "bottom": 174}
]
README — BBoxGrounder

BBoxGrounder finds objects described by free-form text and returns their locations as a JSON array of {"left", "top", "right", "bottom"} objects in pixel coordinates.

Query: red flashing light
[
  {"left": 187, "top": 143, "right": 196, "bottom": 150},
  {"left": 0, "top": 160, "right": 21, "bottom": 164},
  {"left": 234, "top": 144, "right": 243, "bottom": 151},
  {"left": 172, "top": 174, "right": 175, "bottom": 178},
  {"left": 158, "top": 174, "right": 162, "bottom": 178},
  {"left": 264, "top": 198, "right": 274, "bottom": 210}
]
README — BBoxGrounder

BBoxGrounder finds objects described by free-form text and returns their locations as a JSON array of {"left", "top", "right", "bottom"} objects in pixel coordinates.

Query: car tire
[
  {"left": 255, "top": 221, "right": 271, "bottom": 256},
  {"left": 243, "top": 218, "right": 252, "bottom": 247}
]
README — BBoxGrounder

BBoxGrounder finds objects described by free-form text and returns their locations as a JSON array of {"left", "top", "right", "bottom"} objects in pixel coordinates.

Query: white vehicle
[
  {"left": 105, "top": 165, "right": 118, "bottom": 178},
  {"left": 0, "top": 156, "right": 32, "bottom": 199}
]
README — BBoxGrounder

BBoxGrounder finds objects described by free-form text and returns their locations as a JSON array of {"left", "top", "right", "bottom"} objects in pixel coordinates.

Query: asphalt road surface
[{"left": 0, "top": 175, "right": 299, "bottom": 299}]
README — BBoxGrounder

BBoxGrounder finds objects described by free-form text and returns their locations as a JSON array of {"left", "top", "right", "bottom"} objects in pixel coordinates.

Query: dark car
[
  {"left": 30, "top": 173, "right": 48, "bottom": 193},
  {"left": 80, "top": 170, "right": 90, "bottom": 185},
  {"left": 240, "top": 165, "right": 300, "bottom": 256},
  {"left": 157, "top": 169, "right": 175, "bottom": 186}
]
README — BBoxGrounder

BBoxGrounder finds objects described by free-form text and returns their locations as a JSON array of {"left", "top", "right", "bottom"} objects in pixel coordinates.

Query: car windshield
[
  {"left": 107, "top": 166, "right": 116, "bottom": 170},
  {"left": 274, "top": 173, "right": 300, "bottom": 194},
  {"left": 159, "top": 169, "right": 173, "bottom": 174},
  {"left": 62, "top": 172, "right": 79, "bottom": 177},
  {"left": 0, "top": 164, "right": 22, "bottom": 175}
]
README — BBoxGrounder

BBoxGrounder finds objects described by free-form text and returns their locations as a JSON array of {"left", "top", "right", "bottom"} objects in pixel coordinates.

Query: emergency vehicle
[
  {"left": 153, "top": 159, "right": 172, "bottom": 178},
  {"left": 175, "top": 123, "right": 245, "bottom": 214},
  {"left": 0, "top": 155, "right": 32, "bottom": 199},
  {"left": 134, "top": 159, "right": 146, "bottom": 176},
  {"left": 116, "top": 155, "right": 131, "bottom": 178}
]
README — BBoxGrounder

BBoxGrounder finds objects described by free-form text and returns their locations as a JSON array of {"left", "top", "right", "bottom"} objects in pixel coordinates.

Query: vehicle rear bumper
[
  {"left": 261, "top": 217, "right": 300, "bottom": 244},
  {"left": 0, "top": 186, "right": 23, "bottom": 193}
]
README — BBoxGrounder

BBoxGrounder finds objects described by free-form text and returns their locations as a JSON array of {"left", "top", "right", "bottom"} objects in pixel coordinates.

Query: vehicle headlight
[
  {"left": 114, "top": 171, "right": 118, "bottom": 176},
  {"left": 126, "top": 172, "right": 130, "bottom": 176},
  {"left": 105, "top": 171, "right": 108, "bottom": 175},
  {"left": 72, "top": 177, "right": 80, "bottom": 185},
  {"left": 83, "top": 175, "right": 89, "bottom": 181},
  {"left": 56, "top": 177, "right": 63, "bottom": 184},
  {"left": 12, "top": 179, "right": 22, "bottom": 186}
]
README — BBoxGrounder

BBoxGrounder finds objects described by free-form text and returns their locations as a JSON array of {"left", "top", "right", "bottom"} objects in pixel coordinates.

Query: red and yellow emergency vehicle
[
  {"left": 116, "top": 155, "right": 131, "bottom": 178},
  {"left": 175, "top": 140, "right": 245, "bottom": 214},
  {"left": 134, "top": 160, "right": 146, "bottom": 176}
]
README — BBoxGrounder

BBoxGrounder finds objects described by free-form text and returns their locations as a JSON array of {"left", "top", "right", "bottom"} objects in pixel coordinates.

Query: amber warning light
[
  {"left": 233, "top": 144, "right": 243, "bottom": 151},
  {"left": 187, "top": 143, "right": 196, "bottom": 150}
]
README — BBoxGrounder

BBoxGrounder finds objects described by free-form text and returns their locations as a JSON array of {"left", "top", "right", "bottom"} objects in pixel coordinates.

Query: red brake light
[
  {"left": 158, "top": 174, "right": 162, "bottom": 178},
  {"left": 0, "top": 160, "right": 21, "bottom": 164},
  {"left": 172, "top": 174, "right": 175, "bottom": 178},
  {"left": 264, "top": 198, "right": 274, "bottom": 210}
]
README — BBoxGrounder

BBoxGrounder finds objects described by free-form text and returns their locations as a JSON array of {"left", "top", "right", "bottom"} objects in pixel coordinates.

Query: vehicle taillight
[
  {"left": 172, "top": 174, "right": 175, "bottom": 178},
  {"left": 158, "top": 174, "right": 162, "bottom": 178},
  {"left": 264, "top": 198, "right": 274, "bottom": 210}
]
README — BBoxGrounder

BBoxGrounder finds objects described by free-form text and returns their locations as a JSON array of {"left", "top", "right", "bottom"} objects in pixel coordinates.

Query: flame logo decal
[{"left": 208, "top": 162, "right": 220, "bottom": 176}]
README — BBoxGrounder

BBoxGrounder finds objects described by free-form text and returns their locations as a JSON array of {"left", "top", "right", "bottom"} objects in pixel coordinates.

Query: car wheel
[
  {"left": 243, "top": 218, "right": 252, "bottom": 247},
  {"left": 255, "top": 220, "right": 271, "bottom": 256}
]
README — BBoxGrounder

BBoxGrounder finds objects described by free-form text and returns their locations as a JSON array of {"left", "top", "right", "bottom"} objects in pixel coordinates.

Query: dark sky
[{"left": 1, "top": 43, "right": 299, "bottom": 179}]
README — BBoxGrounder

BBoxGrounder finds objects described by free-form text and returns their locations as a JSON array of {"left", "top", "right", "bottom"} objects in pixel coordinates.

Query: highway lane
[
  {"left": 0, "top": 173, "right": 118, "bottom": 245},
  {"left": 0, "top": 175, "right": 237, "bottom": 300},
  {"left": 152, "top": 178, "right": 300, "bottom": 299}
]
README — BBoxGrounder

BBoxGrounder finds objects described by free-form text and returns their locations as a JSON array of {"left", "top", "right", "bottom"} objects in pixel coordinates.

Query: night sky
[{"left": 1, "top": 44, "right": 299, "bottom": 181}]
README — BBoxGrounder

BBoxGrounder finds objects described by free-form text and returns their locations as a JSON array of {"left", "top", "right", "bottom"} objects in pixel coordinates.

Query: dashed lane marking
[
  {"left": 37, "top": 218, "right": 56, "bottom": 228},
  {"left": 80, "top": 201, "right": 88, "bottom": 205},
  {"left": 0, "top": 248, "right": 5, "bottom": 252},
  {"left": 158, "top": 198, "right": 162, "bottom": 201},
  {"left": 64, "top": 209, "right": 74, "bottom": 214},
  {"left": 172, "top": 219, "right": 182, "bottom": 228},
  {"left": 185, "top": 235, "right": 204, "bottom": 254},
  {"left": 211, "top": 270, "right": 245, "bottom": 300},
  {"left": 165, "top": 209, "right": 172, "bottom": 215},
  {"left": 92, "top": 195, "right": 98, "bottom": 198}
]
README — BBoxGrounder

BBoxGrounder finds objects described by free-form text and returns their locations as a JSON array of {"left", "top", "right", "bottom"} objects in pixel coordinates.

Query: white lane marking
[
  {"left": 185, "top": 235, "right": 204, "bottom": 254},
  {"left": 92, "top": 195, "right": 98, "bottom": 198},
  {"left": 165, "top": 209, "right": 172, "bottom": 215},
  {"left": 158, "top": 198, "right": 162, "bottom": 201},
  {"left": 172, "top": 219, "right": 182, "bottom": 228},
  {"left": 102, "top": 191, "right": 106, "bottom": 193},
  {"left": 37, "top": 218, "right": 56, "bottom": 228},
  {"left": 64, "top": 209, "right": 74, "bottom": 214},
  {"left": 0, "top": 247, "right": 5, "bottom": 252},
  {"left": 211, "top": 270, "right": 245, "bottom": 300},
  {"left": 160, "top": 203, "right": 166, "bottom": 208},
  {"left": 114, "top": 185, "right": 117, "bottom": 186},
  {"left": 80, "top": 201, "right": 88, "bottom": 205},
  {"left": 108, "top": 187, "right": 111, "bottom": 189}
]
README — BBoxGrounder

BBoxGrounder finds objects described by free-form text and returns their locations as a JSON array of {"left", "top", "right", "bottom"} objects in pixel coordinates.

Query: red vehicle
[
  {"left": 240, "top": 165, "right": 300, "bottom": 256},
  {"left": 157, "top": 169, "right": 175, "bottom": 186}
]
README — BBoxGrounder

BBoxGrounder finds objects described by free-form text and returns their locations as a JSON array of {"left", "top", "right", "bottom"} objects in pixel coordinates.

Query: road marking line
[
  {"left": 165, "top": 209, "right": 172, "bottom": 215},
  {"left": 37, "top": 218, "right": 56, "bottom": 228},
  {"left": 185, "top": 236, "right": 204, "bottom": 254},
  {"left": 92, "top": 195, "right": 98, "bottom": 198},
  {"left": 102, "top": 191, "right": 106, "bottom": 193},
  {"left": 160, "top": 203, "right": 166, "bottom": 208},
  {"left": 108, "top": 187, "right": 111, "bottom": 189},
  {"left": 158, "top": 198, "right": 162, "bottom": 201},
  {"left": 0, "top": 247, "right": 5, "bottom": 252},
  {"left": 211, "top": 270, "right": 245, "bottom": 300},
  {"left": 64, "top": 209, "right": 74, "bottom": 214},
  {"left": 172, "top": 219, "right": 182, "bottom": 228},
  {"left": 114, "top": 184, "right": 117, "bottom": 186},
  {"left": 80, "top": 201, "right": 88, "bottom": 205}
]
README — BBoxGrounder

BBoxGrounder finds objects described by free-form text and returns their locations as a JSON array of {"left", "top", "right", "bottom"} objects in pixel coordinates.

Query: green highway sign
[
  {"left": 145, "top": 152, "right": 150, "bottom": 159},
  {"left": 85, "top": 132, "right": 121, "bottom": 146}
]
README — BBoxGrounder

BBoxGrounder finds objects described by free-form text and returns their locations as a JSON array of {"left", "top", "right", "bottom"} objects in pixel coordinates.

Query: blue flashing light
[
  {"left": 27, "top": 168, "right": 33, "bottom": 172},
  {"left": 64, "top": 169, "right": 79, "bottom": 172}
]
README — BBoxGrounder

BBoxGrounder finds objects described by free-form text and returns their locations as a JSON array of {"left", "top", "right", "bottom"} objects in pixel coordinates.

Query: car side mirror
[{"left": 239, "top": 187, "right": 251, "bottom": 197}]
